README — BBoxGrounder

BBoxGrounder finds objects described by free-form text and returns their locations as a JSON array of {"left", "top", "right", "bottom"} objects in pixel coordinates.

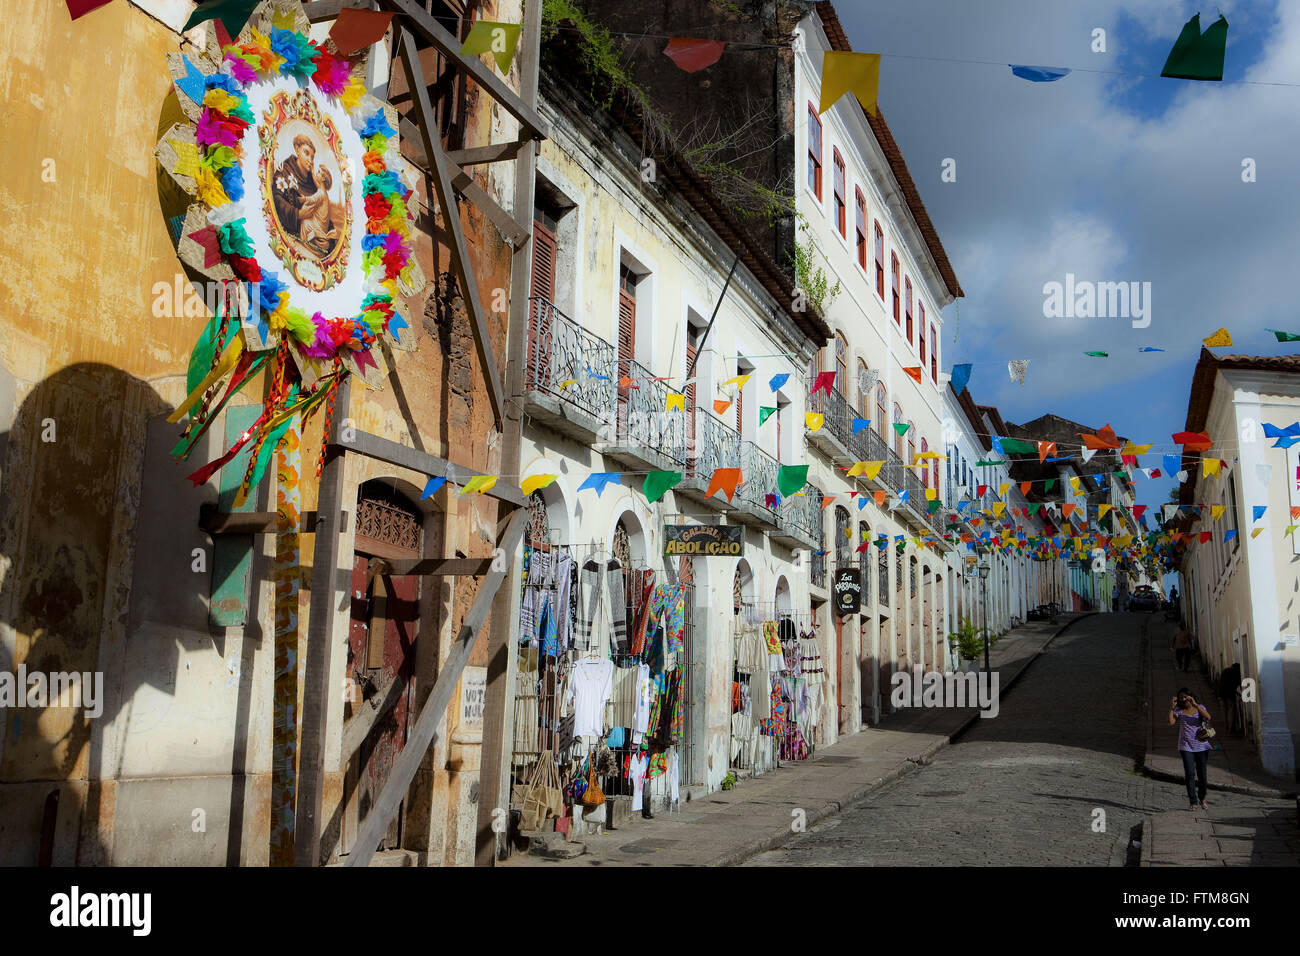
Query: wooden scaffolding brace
[{"left": 278, "top": 0, "right": 546, "bottom": 866}]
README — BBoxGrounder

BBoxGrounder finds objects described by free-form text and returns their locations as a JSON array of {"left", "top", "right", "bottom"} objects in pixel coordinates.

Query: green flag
[
  {"left": 777, "top": 464, "right": 809, "bottom": 498},
  {"left": 1267, "top": 329, "right": 1300, "bottom": 342},
  {"left": 892, "top": 422, "right": 910, "bottom": 437},
  {"left": 976, "top": 459, "right": 1007, "bottom": 466},
  {"left": 1160, "top": 13, "right": 1228, "bottom": 81},
  {"left": 999, "top": 438, "right": 1036, "bottom": 454},
  {"left": 1084, "top": 351, "right": 1108, "bottom": 358},
  {"left": 927, "top": 499, "right": 941, "bottom": 514},
  {"left": 1044, "top": 478, "right": 1056, "bottom": 493},
  {"left": 1029, "top": 502, "right": 1043, "bottom": 515},
  {"left": 643, "top": 470, "right": 682, "bottom": 503},
  {"left": 460, "top": 20, "right": 522, "bottom": 72},
  {"left": 759, "top": 406, "right": 777, "bottom": 425},
  {"left": 183, "top": 0, "right": 259, "bottom": 35}
]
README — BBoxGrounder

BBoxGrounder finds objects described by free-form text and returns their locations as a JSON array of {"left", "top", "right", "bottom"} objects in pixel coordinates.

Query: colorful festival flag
[
  {"left": 1160, "top": 13, "right": 1229, "bottom": 82},
  {"left": 662, "top": 37, "right": 726, "bottom": 73},
  {"left": 819, "top": 51, "right": 881, "bottom": 116},
  {"left": 1009, "top": 64, "right": 1071, "bottom": 82},
  {"left": 705, "top": 467, "right": 742, "bottom": 502},
  {"left": 643, "top": 470, "right": 682, "bottom": 503}
]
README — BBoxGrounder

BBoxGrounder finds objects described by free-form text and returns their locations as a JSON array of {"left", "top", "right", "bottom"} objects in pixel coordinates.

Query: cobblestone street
[{"left": 746, "top": 613, "right": 1287, "bottom": 866}]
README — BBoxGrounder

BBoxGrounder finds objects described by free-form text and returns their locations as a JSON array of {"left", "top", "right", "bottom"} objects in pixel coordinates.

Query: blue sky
[{"left": 830, "top": 0, "right": 1300, "bottom": 519}]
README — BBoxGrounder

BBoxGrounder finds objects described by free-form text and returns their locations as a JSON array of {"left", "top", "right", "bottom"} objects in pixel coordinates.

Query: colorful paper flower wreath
[{"left": 156, "top": 1, "right": 425, "bottom": 491}]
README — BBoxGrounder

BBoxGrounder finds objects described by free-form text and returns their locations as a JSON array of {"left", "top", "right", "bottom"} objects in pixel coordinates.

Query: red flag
[
  {"left": 1037, "top": 441, "right": 1056, "bottom": 463},
  {"left": 188, "top": 226, "right": 224, "bottom": 268},
  {"left": 977, "top": 484, "right": 987, "bottom": 497},
  {"left": 662, "top": 37, "right": 726, "bottom": 73},
  {"left": 330, "top": 8, "right": 395, "bottom": 55},
  {"left": 903, "top": 366, "right": 923, "bottom": 384},
  {"left": 705, "top": 467, "right": 742, "bottom": 502},
  {"left": 1173, "top": 430, "right": 1213, "bottom": 452},
  {"left": 65, "top": 0, "right": 113, "bottom": 19},
  {"left": 856, "top": 540, "right": 871, "bottom": 553},
  {"left": 1199, "top": 531, "right": 1212, "bottom": 543},
  {"left": 813, "top": 370, "right": 836, "bottom": 396}
]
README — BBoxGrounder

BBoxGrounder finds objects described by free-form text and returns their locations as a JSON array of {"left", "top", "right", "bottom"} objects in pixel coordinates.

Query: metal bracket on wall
[{"left": 198, "top": 504, "right": 349, "bottom": 535}]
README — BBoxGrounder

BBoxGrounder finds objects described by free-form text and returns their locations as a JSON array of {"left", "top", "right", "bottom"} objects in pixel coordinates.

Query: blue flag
[
  {"left": 1163, "top": 454, "right": 1181, "bottom": 474},
  {"left": 1139, "top": 347, "right": 1165, "bottom": 353},
  {"left": 853, "top": 417, "right": 871, "bottom": 434},
  {"left": 1009, "top": 64, "right": 1071, "bottom": 82},
  {"left": 421, "top": 476, "right": 448, "bottom": 499},
  {"left": 769, "top": 372, "right": 790, "bottom": 392},
  {"left": 578, "top": 472, "right": 622, "bottom": 496},
  {"left": 1252, "top": 505, "right": 1267, "bottom": 521},
  {"left": 1224, "top": 529, "right": 1238, "bottom": 542},
  {"left": 950, "top": 363, "right": 972, "bottom": 395}
]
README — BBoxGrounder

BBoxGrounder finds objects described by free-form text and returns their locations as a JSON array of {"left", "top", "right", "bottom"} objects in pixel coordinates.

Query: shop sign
[
  {"left": 834, "top": 567, "right": 861, "bottom": 616},
  {"left": 664, "top": 523, "right": 743, "bottom": 557}
]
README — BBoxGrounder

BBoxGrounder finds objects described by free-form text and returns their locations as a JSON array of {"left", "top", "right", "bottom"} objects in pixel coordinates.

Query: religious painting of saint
[{"left": 259, "top": 91, "right": 352, "bottom": 291}]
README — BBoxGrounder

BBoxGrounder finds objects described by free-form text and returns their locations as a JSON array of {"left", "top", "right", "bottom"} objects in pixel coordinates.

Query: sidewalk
[
  {"left": 1142, "top": 616, "right": 1298, "bottom": 800},
  {"left": 1140, "top": 806, "right": 1300, "bottom": 866},
  {"left": 501, "top": 612, "right": 1093, "bottom": 867}
]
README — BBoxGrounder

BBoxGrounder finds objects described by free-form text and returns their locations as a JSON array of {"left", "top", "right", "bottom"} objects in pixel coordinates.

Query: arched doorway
[{"left": 346, "top": 479, "right": 425, "bottom": 852}]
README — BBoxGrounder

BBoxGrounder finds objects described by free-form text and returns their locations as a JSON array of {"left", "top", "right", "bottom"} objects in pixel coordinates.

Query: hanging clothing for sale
[
  {"left": 576, "top": 558, "right": 626, "bottom": 656},
  {"left": 566, "top": 657, "right": 615, "bottom": 738},
  {"left": 553, "top": 550, "right": 575, "bottom": 652},
  {"left": 735, "top": 621, "right": 764, "bottom": 676},
  {"left": 629, "top": 569, "right": 657, "bottom": 655},
  {"left": 650, "top": 583, "right": 686, "bottom": 654},
  {"left": 538, "top": 592, "right": 559, "bottom": 657},
  {"left": 631, "top": 664, "right": 653, "bottom": 743},
  {"left": 759, "top": 675, "right": 787, "bottom": 737},
  {"left": 799, "top": 630, "right": 825, "bottom": 682},
  {"left": 782, "top": 636, "right": 801, "bottom": 676},
  {"left": 778, "top": 617, "right": 797, "bottom": 645},
  {"left": 628, "top": 752, "right": 649, "bottom": 811},
  {"left": 761, "top": 620, "right": 781, "bottom": 655}
]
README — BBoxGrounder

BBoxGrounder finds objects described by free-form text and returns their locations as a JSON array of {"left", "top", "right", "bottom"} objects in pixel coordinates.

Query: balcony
[
  {"left": 524, "top": 296, "right": 616, "bottom": 444},
  {"left": 678, "top": 405, "right": 741, "bottom": 510},
  {"left": 806, "top": 386, "right": 853, "bottom": 461},
  {"left": 605, "top": 358, "right": 690, "bottom": 473},
  {"left": 773, "top": 481, "right": 821, "bottom": 552}
]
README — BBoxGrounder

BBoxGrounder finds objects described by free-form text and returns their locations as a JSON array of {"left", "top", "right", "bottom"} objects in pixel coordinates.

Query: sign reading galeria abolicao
[{"left": 664, "top": 524, "right": 743, "bottom": 557}]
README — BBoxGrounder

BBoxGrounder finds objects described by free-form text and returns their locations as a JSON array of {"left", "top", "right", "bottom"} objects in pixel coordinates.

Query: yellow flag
[
  {"left": 847, "top": 461, "right": 867, "bottom": 477},
  {"left": 998, "top": 483, "right": 1010, "bottom": 498},
  {"left": 819, "top": 51, "right": 881, "bottom": 116},
  {"left": 666, "top": 393, "right": 684, "bottom": 412},
  {"left": 558, "top": 378, "right": 577, "bottom": 389},
  {"left": 1069, "top": 476, "right": 1082, "bottom": 495},
  {"left": 460, "top": 475, "right": 498, "bottom": 495},
  {"left": 806, "top": 412, "right": 824, "bottom": 433},
  {"left": 925, "top": 487, "right": 937, "bottom": 501},
  {"left": 1211, "top": 504, "right": 1224, "bottom": 521},
  {"left": 169, "top": 138, "right": 199, "bottom": 179},
  {"left": 1202, "top": 328, "right": 1233, "bottom": 348},
  {"left": 1251, "top": 527, "right": 1264, "bottom": 539},
  {"left": 168, "top": 337, "right": 245, "bottom": 422},
  {"left": 1202, "top": 458, "right": 1222, "bottom": 478},
  {"left": 991, "top": 502, "right": 1006, "bottom": 517},
  {"left": 1098, "top": 504, "right": 1111, "bottom": 520},
  {"left": 864, "top": 461, "right": 884, "bottom": 481},
  {"left": 722, "top": 374, "right": 751, "bottom": 390},
  {"left": 1120, "top": 441, "right": 1152, "bottom": 456},
  {"left": 521, "top": 474, "right": 557, "bottom": 497}
]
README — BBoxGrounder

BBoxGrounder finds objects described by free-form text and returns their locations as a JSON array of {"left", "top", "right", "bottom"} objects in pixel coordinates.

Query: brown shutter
[
  {"left": 617, "top": 290, "right": 635, "bottom": 399},
  {"left": 736, "top": 380, "right": 744, "bottom": 438},
  {"left": 685, "top": 338, "right": 697, "bottom": 446},
  {"left": 530, "top": 217, "right": 556, "bottom": 302}
]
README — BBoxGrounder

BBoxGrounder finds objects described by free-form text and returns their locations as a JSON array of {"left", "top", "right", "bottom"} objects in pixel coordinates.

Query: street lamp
[{"left": 978, "top": 557, "right": 991, "bottom": 675}]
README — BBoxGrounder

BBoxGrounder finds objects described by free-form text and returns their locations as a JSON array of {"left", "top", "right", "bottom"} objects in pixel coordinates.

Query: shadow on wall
[{"left": 0, "top": 362, "right": 211, "bottom": 864}]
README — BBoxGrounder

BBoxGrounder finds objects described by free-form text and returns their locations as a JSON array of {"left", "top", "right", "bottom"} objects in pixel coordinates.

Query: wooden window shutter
[
  {"left": 530, "top": 215, "right": 556, "bottom": 302},
  {"left": 617, "top": 288, "right": 635, "bottom": 395},
  {"left": 736, "top": 379, "right": 744, "bottom": 438}
]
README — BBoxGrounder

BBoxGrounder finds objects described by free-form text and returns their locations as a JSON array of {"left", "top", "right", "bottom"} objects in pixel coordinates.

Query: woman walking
[{"left": 1169, "top": 687, "right": 1212, "bottom": 810}]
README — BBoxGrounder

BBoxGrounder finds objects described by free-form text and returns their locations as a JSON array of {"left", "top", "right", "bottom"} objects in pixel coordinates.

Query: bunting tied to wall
[{"left": 156, "top": 0, "right": 424, "bottom": 499}]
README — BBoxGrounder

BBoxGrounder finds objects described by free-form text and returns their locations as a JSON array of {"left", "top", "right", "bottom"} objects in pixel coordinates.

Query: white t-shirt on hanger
[{"left": 567, "top": 657, "right": 615, "bottom": 738}]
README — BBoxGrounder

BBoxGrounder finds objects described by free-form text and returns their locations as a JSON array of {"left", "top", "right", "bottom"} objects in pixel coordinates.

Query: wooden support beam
[
  {"left": 474, "top": 0, "right": 542, "bottom": 868},
  {"left": 396, "top": 28, "right": 506, "bottom": 428},
  {"left": 198, "top": 507, "right": 348, "bottom": 535},
  {"left": 304, "top": 0, "right": 375, "bottom": 22},
  {"left": 447, "top": 141, "right": 526, "bottom": 167},
  {"left": 294, "top": 377, "right": 351, "bottom": 866},
  {"left": 379, "top": 0, "right": 549, "bottom": 142},
  {"left": 397, "top": 119, "right": 529, "bottom": 247},
  {"left": 341, "top": 668, "right": 407, "bottom": 764},
  {"left": 344, "top": 506, "right": 527, "bottom": 867},
  {"left": 330, "top": 427, "right": 524, "bottom": 507},
  {"left": 372, "top": 556, "right": 494, "bottom": 577}
]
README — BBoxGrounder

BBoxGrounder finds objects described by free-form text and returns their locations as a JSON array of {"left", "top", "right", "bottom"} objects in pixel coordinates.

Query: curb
[
  {"left": 1139, "top": 816, "right": 1153, "bottom": 867},
  {"left": 711, "top": 612, "right": 1096, "bottom": 866},
  {"left": 1140, "top": 620, "right": 1299, "bottom": 801}
]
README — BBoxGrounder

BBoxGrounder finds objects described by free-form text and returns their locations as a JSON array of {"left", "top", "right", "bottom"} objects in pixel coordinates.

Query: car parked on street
[{"left": 1128, "top": 586, "right": 1160, "bottom": 612}]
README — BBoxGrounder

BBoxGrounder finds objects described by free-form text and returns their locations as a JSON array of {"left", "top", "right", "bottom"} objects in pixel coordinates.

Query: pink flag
[{"left": 663, "top": 37, "right": 726, "bottom": 73}]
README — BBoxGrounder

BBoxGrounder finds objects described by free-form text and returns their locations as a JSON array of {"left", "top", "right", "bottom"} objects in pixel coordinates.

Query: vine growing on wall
[{"left": 790, "top": 216, "right": 842, "bottom": 315}]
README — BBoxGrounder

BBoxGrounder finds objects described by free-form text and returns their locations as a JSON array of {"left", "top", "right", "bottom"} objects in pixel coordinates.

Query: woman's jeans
[
  {"left": 1181, "top": 749, "right": 1209, "bottom": 804},
  {"left": 1175, "top": 648, "right": 1191, "bottom": 671}
]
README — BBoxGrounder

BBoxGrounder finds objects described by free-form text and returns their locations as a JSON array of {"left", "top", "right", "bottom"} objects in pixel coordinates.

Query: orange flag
[
  {"left": 1038, "top": 441, "right": 1056, "bottom": 463},
  {"left": 1062, "top": 503, "right": 1076, "bottom": 519},
  {"left": 1291, "top": 506, "right": 1300, "bottom": 520},
  {"left": 821, "top": 495, "right": 837, "bottom": 510},
  {"left": 903, "top": 366, "right": 923, "bottom": 384},
  {"left": 1173, "top": 430, "right": 1213, "bottom": 452},
  {"left": 874, "top": 490, "right": 886, "bottom": 507},
  {"left": 705, "top": 467, "right": 742, "bottom": 502},
  {"left": 1020, "top": 481, "right": 1032, "bottom": 495},
  {"left": 713, "top": 399, "right": 732, "bottom": 414}
]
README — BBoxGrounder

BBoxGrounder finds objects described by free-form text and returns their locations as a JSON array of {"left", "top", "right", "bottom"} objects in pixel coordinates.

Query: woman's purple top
[{"left": 1176, "top": 708, "right": 1212, "bottom": 752}]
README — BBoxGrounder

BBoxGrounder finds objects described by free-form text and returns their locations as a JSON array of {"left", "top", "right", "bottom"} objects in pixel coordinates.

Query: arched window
[
  {"left": 832, "top": 148, "right": 846, "bottom": 237},
  {"left": 892, "top": 403, "right": 903, "bottom": 457},
  {"left": 904, "top": 277, "right": 913, "bottom": 344},
  {"left": 526, "top": 490, "right": 550, "bottom": 551},
  {"left": 878, "top": 538, "right": 889, "bottom": 608},
  {"left": 876, "top": 382, "right": 887, "bottom": 439},
  {"left": 891, "top": 253, "right": 900, "bottom": 324},
  {"left": 857, "top": 359, "right": 871, "bottom": 419},
  {"left": 920, "top": 438, "right": 929, "bottom": 488},
  {"left": 855, "top": 187, "right": 867, "bottom": 268},
  {"left": 907, "top": 422, "right": 916, "bottom": 468},
  {"left": 874, "top": 221, "right": 884, "bottom": 297},
  {"left": 834, "top": 332, "right": 848, "bottom": 395},
  {"left": 858, "top": 521, "right": 872, "bottom": 606},
  {"left": 835, "top": 506, "right": 852, "bottom": 567}
]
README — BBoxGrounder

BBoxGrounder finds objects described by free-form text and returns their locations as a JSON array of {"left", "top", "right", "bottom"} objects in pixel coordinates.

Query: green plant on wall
[
  {"left": 790, "top": 217, "right": 841, "bottom": 315},
  {"left": 947, "top": 616, "right": 994, "bottom": 660}
]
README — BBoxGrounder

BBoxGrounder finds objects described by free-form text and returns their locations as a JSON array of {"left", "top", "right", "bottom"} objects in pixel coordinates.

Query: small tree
[{"left": 947, "top": 616, "right": 993, "bottom": 661}]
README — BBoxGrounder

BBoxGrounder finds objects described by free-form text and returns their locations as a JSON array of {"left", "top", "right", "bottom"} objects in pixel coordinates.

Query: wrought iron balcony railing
[
  {"left": 807, "top": 385, "right": 854, "bottom": 449},
  {"left": 737, "top": 439, "right": 780, "bottom": 515},
  {"left": 686, "top": 404, "right": 740, "bottom": 480},
  {"left": 526, "top": 297, "right": 617, "bottom": 421},
  {"left": 616, "top": 358, "right": 689, "bottom": 464}
]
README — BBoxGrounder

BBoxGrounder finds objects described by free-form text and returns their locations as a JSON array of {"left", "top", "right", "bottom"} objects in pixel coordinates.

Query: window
[
  {"left": 929, "top": 317, "right": 938, "bottom": 382},
  {"left": 834, "top": 332, "right": 847, "bottom": 396},
  {"left": 856, "top": 359, "right": 871, "bottom": 418},
  {"left": 833, "top": 149, "right": 846, "bottom": 236},
  {"left": 876, "top": 383, "right": 887, "bottom": 439},
  {"left": 921, "top": 438, "right": 929, "bottom": 488},
  {"left": 874, "top": 222, "right": 885, "bottom": 298},
  {"left": 907, "top": 423, "right": 916, "bottom": 468},
  {"left": 918, "top": 309, "right": 926, "bottom": 366},
  {"left": 891, "top": 253, "right": 900, "bottom": 325},
  {"left": 892, "top": 403, "right": 903, "bottom": 457},
  {"left": 807, "top": 104, "right": 822, "bottom": 200},
  {"left": 531, "top": 205, "right": 558, "bottom": 301},
  {"left": 904, "top": 277, "right": 913, "bottom": 344},
  {"left": 855, "top": 188, "right": 867, "bottom": 268},
  {"left": 618, "top": 264, "right": 637, "bottom": 401}
]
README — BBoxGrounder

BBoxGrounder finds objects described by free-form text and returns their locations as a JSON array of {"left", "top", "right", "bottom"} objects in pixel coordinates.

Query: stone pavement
[
  {"left": 1141, "top": 806, "right": 1300, "bottom": 866},
  {"left": 500, "top": 612, "right": 1092, "bottom": 867},
  {"left": 1143, "top": 615, "right": 1297, "bottom": 799},
  {"left": 1139, "top": 614, "right": 1299, "bottom": 867}
]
